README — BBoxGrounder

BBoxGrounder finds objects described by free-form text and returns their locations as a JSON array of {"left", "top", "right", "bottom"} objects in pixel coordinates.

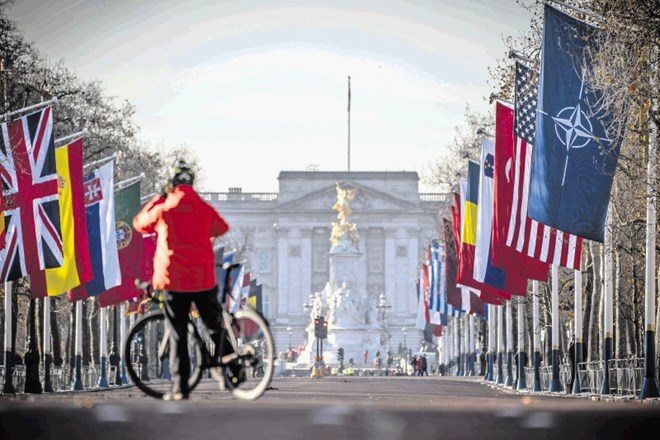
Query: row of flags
[
  {"left": 0, "top": 103, "right": 142, "bottom": 307},
  {"left": 0, "top": 103, "right": 264, "bottom": 314},
  {"left": 415, "top": 4, "right": 624, "bottom": 332}
]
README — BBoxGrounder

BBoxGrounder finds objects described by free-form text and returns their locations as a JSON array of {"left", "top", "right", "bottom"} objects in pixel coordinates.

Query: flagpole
[
  {"left": 2, "top": 281, "right": 15, "bottom": 394},
  {"left": 347, "top": 75, "right": 351, "bottom": 172},
  {"left": 55, "top": 128, "right": 87, "bottom": 146},
  {"left": 97, "top": 304, "right": 109, "bottom": 388},
  {"left": 140, "top": 192, "right": 157, "bottom": 203},
  {"left": 549, "top": 264, "right": 562, "bottom": 392},
  {"left": 0, "top": 97, "right": 58, "bottom": 121},
  {"left": 516, "top": 296, "right": 527, "bottom": 390},
  {"left": 488, "top": 93, "right": 514, "bottom": 108},
  {"left": 571, "top": 269, "right": 583, "bottom": 394},
  {"left": 508, "top": 50, "right": 534, "bottom": 65},
  {"left": 71, "top": 300, "right": 84, "bottom": 390},
  {"left": 43, "top": 297, "right": 53, "bottom": 392},
  {"left": 486, "top": 304, "right": 495, "bottom": 381},
  {"left": 532, "top": 281, "right": 542, "bottom": 392},
  {"left": 640, "top": 67, "right": 659, "bottom": 397},
  {"left": 505, "top": 301, "right": 513, "bottom": 387},
  {"left": 599, "top": 211, "right": 613, "bottom": 395},
  {"left": 496, "top": 305, "right": 504, "bottom": 384},
  {"left": 83, "top": 153, "right": 117, "bottom": 170},
  {"left": 544, "top": 0, "right": 600, "bottom": 20},
  {"left": 114, "top": 173, "right": 145, "bottom": 191}
]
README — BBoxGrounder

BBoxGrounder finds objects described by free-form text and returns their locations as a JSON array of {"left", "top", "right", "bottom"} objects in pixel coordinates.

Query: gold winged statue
[{"left": 330, "top": 182, "right": 360, "bottom": 247}]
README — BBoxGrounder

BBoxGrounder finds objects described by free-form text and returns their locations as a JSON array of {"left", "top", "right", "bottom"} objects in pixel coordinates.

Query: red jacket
[{"left": 133, "top": 185, "right": 229, "bottom": 291}]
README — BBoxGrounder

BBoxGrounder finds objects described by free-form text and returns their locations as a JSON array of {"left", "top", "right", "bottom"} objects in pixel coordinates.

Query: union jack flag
[{"left": 0, "top": 106, "right": 63, "bottom": 281}]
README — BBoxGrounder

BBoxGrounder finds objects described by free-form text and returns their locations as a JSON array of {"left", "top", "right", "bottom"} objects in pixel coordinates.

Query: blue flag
[{"left": 528, "top": 5, "right": 621, "bottom": 243}]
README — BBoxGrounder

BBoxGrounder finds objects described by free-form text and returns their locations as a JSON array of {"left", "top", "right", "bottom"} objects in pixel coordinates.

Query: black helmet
[{"left": 171, "top": 159, "right": 195, "bottom": 186}]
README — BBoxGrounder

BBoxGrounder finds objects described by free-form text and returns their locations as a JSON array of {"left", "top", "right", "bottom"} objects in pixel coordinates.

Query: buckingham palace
[{"left": 201, "top": 170, "right": 449, "bottom": 357}]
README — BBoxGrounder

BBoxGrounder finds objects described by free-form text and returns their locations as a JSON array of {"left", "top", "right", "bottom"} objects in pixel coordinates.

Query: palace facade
[{"left": 201, "top": 170, "right": 449, "bottom": 357}]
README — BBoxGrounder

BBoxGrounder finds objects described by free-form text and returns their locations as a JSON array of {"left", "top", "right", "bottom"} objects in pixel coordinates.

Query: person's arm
[
  {"left": 133, "top": 194, "right": 165, "bottom": 234},
  {"left": 205, "top": 202, "right": 230, "bottom": 238}
]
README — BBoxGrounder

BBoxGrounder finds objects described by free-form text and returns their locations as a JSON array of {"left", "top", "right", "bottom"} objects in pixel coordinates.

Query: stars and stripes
[{"left": 514, "top": 62, "right": 538, "bottom": 145}]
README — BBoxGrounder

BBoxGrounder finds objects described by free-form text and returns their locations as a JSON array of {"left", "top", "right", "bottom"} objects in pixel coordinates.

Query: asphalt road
[{"left": 1, "top": 375, "right": 659, "bottom": 440}]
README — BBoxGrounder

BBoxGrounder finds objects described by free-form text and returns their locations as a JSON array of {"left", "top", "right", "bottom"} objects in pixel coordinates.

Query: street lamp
[
  {"left": 402, "top": 326, "right": 409, "bottom": 375},
  {"left": 376, "top": 292, "right": 391, "bottom": 321},
  {"left": 286, "top": 326, "right": 293, "bottom": 350}
]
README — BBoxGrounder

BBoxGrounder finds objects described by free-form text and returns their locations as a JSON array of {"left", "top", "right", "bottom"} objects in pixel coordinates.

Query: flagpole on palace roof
[
  {"left": 0, "top": 97, "right": 58, "bottom": 122},
  {"left": 55, "top": 128, "right": 88, "bottom": 146},
  {"left": 83, "top": 153, "right": 117, "bottom": 170},
  {"left": 347, "top": 75, "right": 351, "bottom": 172}
]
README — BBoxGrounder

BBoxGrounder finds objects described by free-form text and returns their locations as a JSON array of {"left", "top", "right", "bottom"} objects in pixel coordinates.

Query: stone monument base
[{"left": 300, "top": 327, "right": 384, "bottom": 369}]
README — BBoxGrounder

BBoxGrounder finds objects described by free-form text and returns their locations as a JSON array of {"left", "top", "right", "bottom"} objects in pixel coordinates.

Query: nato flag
[{"left": 528, "top": 5, "right": 621, "bottom": 243}]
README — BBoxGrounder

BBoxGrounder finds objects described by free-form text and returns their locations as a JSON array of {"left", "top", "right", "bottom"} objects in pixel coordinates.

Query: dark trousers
[{"left": 163, "top": 286, "right": 221, "bottom": 395}]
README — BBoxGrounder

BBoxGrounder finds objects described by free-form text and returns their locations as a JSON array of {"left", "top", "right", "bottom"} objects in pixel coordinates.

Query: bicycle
[{"left": 124, "top": 262, "right": 275, "bottom": 400}]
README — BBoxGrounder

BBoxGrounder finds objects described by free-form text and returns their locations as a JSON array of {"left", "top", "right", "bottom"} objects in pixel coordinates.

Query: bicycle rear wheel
[
  {"left": 224, "top": 308, "right": 275, "bottom": 400},
  {"left": 124, "top": 311, "right": 204, "bottom": 399}
]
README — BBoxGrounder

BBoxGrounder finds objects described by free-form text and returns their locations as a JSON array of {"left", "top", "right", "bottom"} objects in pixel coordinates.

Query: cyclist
[{"left": 133, "top": 159, "right": 229, "bottom": 401}]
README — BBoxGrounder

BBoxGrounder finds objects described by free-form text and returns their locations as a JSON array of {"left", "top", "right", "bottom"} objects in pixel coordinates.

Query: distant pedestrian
[
  {"left": 363, "top": 350, "right": 369, "bottom": 366},
  {"left": 420, "top": 354, "right": 428, "bottom": 376}
]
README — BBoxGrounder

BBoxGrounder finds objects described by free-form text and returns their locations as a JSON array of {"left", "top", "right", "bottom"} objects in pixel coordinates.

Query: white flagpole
[
  {"left": 120, "top": 303, "right": 128, "bottom": 384},
  {"left": 347, "top": 75, "right": 351, "bottom": 172},
  {"left": 600, "top": 211, "right": 613, "bottom": 394},
  {"left": 571, "top": 269, "right": 583, "bottom": 394},
  {"left": 71, "top": 300, "right": 84, "bottom": 390},
  {"left": 0, "top": 97, "right": 58, "bottom": 121},
  {"left": 487, "top": 304, "right": 495, "bottom": 381},
  {"left": 55, "top": 128, "right": 87, "bottom": 145},
  {"left": 641, "top": 73, "right": 659, "bottom": 397},
  {"left": 549, "top": 264, "right": 562, "bottom": 392},
  {"left": 114, "top": 173, "right": 145, "bottom": 191},
  {"left": 83, "top": 153, "right": 117, "bottom": 170},
  {"left": 516, "top": 296, "right": 527, "bottom": 390},
  {"left": 532, "top": 280, "right": 542, "bottom": 391},
  {"left": 505, "top": 300, "right": 514, "bottom": 387},
  {"left": 97, "top": 306, "right": 109, "bottom": 388},
  {"left": 43, "top": 298, "right": 53, "bottom": 392},
  {"left": 496, "top": 305, "right": 504, "bottom": 384}
]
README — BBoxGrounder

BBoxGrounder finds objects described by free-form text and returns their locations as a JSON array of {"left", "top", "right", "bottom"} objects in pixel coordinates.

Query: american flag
[
  {"left": 514, "top": 62, "right": 538, "bottom": 145},
  {"left": 505, "top": 110, "right": 583, "bottom": 270},
  {"left": 0, "top": 106, "right": 63, "bottom": 281}
]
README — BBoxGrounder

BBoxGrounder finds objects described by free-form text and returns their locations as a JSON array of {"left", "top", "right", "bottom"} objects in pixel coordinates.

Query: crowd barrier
[{"left": 0, "top": 364, "right": 127, "bottom": 393}]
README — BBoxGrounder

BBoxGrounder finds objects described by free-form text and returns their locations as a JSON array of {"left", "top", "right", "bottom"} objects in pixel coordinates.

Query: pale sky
[{"left": 7, "top": 0, "right": 534, "bottom": 193}]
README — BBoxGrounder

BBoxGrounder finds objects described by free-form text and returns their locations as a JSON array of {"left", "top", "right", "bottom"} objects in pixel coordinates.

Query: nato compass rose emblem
[{"left": 539, "top": 71, "right": 611, "bottom": 186}]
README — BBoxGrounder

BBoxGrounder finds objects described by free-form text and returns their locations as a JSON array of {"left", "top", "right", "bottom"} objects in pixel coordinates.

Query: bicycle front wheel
[
  {"left": 226, "top": 308, "right": 275, "bottom": 400},
  {"left": 124, "top": 311, "right": 204, "bottom": 399}
]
